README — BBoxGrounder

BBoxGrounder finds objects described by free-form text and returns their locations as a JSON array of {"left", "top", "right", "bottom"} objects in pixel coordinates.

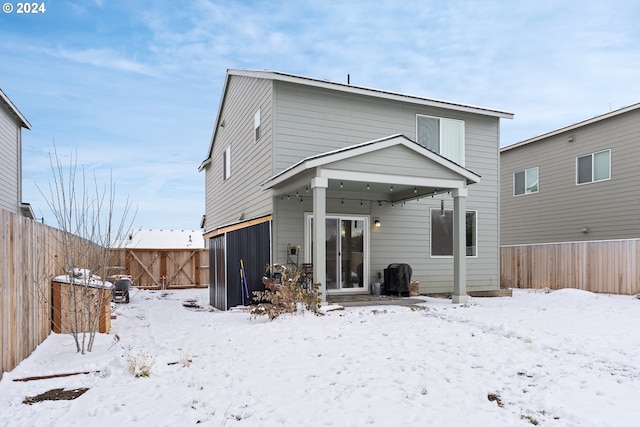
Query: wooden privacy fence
[
  {"left": 0, "top": 209, "right": 103, "bottom": 379},
  {"left": 1, "top": 208, "right": 210, "bottom": 379},
  {"left": 109, "top": 248, "right": 209, "bottom": 289},
  {"left": 501, "top": 239, "right": 640, "bottom": 295}
]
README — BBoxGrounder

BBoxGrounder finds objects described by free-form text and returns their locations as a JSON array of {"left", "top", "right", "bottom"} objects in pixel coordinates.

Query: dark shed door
[
  {"left": 209, "top": 235, "right": 226, "bottom": 310},
  {"left": 224, "top": 221, "right": 271, "bottom": 309}
]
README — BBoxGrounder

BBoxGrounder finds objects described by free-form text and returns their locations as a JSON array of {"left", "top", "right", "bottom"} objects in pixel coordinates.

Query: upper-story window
[
  {"left": 514, "top": 167, "right": 539, "bottom": 196},
  {"left": 417, "top": 115, "right": 465, "bottom": 166},
  {"left": 223, "top": 145, "right": 231, "bottom": 180},
  {"left": 577, "top": 149, "right": 610, "bottom": 185},
  {"left": 254, "top": 109, "right": 261, "bottom": 142}
]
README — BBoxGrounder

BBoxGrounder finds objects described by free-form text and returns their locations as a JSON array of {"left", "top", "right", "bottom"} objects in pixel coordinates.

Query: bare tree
[{"left": 38, "top": 145, "right": 136, "bottom": 353}]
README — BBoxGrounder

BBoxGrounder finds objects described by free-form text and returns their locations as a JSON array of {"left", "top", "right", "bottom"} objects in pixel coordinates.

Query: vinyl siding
[
  {"left": 501, "top": 108, "right": 640, "bottom": 245},
  {"left": 203, "top": 75, "right": 274, "bottom": 229},
  {"left": 271, "top": 81, "right": 502, "bottom": 292},
  {"left": 274, "top": 194, "right": 499, "bottom": 293},
  {"left": 0, "top": 102, "right": 20, "bottom": 214},
  {"left": 325, "top": 145, "right": 464, "bottom": 180}
]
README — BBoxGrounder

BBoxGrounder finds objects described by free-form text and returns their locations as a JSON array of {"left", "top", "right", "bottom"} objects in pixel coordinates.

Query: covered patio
[{"left": 262, "top": 134, "right": 481, "bottom": 304}]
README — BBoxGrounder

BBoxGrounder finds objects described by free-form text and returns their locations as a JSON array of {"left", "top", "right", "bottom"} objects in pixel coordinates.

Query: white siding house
[{"left": 200, "top": 70, "right": 513, "bottom": 308}]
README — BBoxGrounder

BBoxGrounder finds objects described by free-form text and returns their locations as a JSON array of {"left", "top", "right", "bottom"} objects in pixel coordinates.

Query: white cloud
[
  {"left": 44, "top": 47, "right": 157, "bottom": 76},
  {"left": 6, "top": 0, "right": 640, "bottom": 227}
]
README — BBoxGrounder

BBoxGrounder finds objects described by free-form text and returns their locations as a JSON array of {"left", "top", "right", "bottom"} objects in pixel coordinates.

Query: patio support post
[
  {"left": 311, "top": 176, "right": 328, "bottom": 303},
  {"left": 452, "top": 187, "right": 469, "bottom": 304}
]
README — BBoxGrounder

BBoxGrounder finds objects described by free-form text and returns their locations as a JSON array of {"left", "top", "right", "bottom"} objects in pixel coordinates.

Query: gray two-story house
[
  {"left": 200, "top": 69, "right": 513, "bottom": 309},
  {"left": 0, "top": 89, "right": 33, "bottom": 218},
  {"left": 501, "top": 102, "right": 640, "bottom": 245}
]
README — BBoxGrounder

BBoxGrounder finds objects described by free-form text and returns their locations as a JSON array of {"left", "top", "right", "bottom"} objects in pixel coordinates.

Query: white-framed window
[
  {"left": 430, "top": 209, "right": 477, "bottom": 257},
  {"left": 254, "top": 109, "right": 261, "bottom": 142},
  {"left": 223, "top": 145, "right": 231, "bottom": 180},
  {"left": 514, "top": 167, "right": 539, "bottom": 196},
  {"left": 577, "top": 149, "right": 610, "bottom": 185},
  {"left": 416, "top": 115, "right": 465, "bottom": 165}
]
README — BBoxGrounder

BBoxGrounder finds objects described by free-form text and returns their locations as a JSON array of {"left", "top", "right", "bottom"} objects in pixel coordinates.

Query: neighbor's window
[
  {"left": 431, "top": 209, "right": 477, "bottom": 257},
  {"left": 577, "top": 149, "right": 610, "bottom": 184},
  {"left": 417, "top": 115, "right": 465, "bottom": 165},
  {"left": 223, "top": 145, "right": 231, "bottom": 180},
  {"left": 254, "top": 109, "right": 261, "bottom": 142},
  {"left": 514, "top": 167, "right": 539, "bottom": 196}
]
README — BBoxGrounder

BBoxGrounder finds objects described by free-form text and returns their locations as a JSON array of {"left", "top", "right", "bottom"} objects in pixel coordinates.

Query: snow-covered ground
[{"left": 1, "top": 288, "right": 639, "bottom": 426}]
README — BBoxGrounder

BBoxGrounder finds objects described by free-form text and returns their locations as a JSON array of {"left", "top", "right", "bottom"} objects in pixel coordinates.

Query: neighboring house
[
  {"left": 113, "top": 229, "right": 206, "bottom": 249},
  {"left": 0, "top": 88, "right": 33, "bottom": 218},
  {"left": 200, "top": 69, "right": 513, "bottom": 309},
  {"left": 500, "top": 103, "right": 640, "bottom": 245}
]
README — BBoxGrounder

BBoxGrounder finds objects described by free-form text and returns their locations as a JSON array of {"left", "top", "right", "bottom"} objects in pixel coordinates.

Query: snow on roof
[
  {"left": 112, "top": 229, "right": 205, "bottom": 249},
  {"left": 53, "top": 268, "right": 112, "bottom": 289}
]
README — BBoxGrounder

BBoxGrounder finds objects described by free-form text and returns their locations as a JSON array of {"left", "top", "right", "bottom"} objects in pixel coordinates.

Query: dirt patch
[
  {"left": 182, "top": 299, "right": 201, "bottom": 308},
  {"left": 182, "top": 299, "right": 215, "bottom": 312},
  {"left": 23, "top": 387, "right": 89, "bottom": 404}
]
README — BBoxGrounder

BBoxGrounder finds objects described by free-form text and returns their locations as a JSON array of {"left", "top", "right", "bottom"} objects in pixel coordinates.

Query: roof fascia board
[
  {"left": 263, "top": 134, "right": 480, "bottom": 188},
  {"left": 229, "top": 69, "right": 513, "bottom": 119},
  {"left": 200, "top": 71, "right": 232, "bottom": 168},
  {"left": 501, "top": 102, "right": 640, "bottom": 153},
  {"left": 0, "top": 89, "right": 32, "bottom": 129},
  {"left": 306, "top": 135, "right": 479, "bottom": 183}
]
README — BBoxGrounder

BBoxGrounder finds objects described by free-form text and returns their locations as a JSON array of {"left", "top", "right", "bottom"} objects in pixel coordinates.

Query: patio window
[
  {"left": 577, "top": 149, "right": 610, "bottom": 184},
  {"left": 430, "top": 209, "right": 477, "bottom": 257},
  {"left": 223, "top": 145, "right": 231, "bottom": 180},
  {"left": 514, "top": 167, "right": 539, "bottom": 196},
  {"left": 417, "top": 115, "right": 465, "bottom": 165}
]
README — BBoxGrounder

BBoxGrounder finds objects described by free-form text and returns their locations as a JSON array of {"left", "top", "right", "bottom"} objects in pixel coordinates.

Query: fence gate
[{"left": 121, "top": 248, "right": 209, "bottom": 289}]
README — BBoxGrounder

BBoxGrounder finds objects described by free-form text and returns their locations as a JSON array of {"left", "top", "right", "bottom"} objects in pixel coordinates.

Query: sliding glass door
[{"left": 307, "top": 215, "right": 368, "bottom": 292}]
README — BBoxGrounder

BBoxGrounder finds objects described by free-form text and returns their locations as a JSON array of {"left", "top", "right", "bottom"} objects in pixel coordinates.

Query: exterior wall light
[{"left": 374, "top": 219, "right": 381, "bottom": 228}]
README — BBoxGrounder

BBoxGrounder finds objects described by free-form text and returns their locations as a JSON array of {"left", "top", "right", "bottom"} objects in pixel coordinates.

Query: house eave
[
  {"left": 262, "top": 134, "right": 480, "bottom": 190},
  {"left": 198, "top": 158, "right": 211, "bottom": 172},
  {"left": 0, "top": 88, "right": 32, "bottom": 130},
  {"left": 230, "top": 69, "right": 514, "bottom": 120},
  {"left": 501, "top": 102, "right": 640, "bottom": 153}
]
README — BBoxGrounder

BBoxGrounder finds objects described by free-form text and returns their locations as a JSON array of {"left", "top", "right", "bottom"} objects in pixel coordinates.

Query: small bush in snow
[
  {"left": 127, "top": 350, "right": 155, "bottom": 377},
  {"left": 251, "top": 264, "right": 323, "bottom": 320}
]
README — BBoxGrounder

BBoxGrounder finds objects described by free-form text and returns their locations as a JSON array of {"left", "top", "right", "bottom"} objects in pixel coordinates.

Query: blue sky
[{"left": 2, "top": 0, "right": 639, "bottom": 230}]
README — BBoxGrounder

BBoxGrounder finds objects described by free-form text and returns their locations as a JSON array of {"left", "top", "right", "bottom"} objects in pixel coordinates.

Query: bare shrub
[{"left": 250, "top": 264, "right": 322, "bottom": 320}]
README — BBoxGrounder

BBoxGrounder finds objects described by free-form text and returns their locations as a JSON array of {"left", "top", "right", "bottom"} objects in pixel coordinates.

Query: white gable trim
[
  {"left": 262, "top": 134, "right": 480, "bottom": 189},
  {"left": 0, "top": 89, "right": 31, "bottom": 130}
]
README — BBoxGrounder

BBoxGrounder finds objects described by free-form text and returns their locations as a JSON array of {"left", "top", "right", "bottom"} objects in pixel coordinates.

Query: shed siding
[
  {"left": 203, "top": 75, "right": 274, "bottom": 230},
  {"left": 501, "top": 108, "right": 640, "bottom": 245},
  {"left": 0, "top": 102, "right": 20, "bottom": 214}
]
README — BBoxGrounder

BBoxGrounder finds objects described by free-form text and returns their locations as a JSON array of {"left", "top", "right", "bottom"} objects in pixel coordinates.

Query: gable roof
[
  {"left": 0, "top": 89, "right": 32, "bottom": 130},
  {"left": 501, "top": 102, "right": 640, "bottom": 153},
  {"left": 199, "top": 69, "right": 514, "bottom": 168},
  {"left": 234, "top": 69, "right": 513, "bottom": 118},
  {"left": 262, "top": 134, "right": 481, "bottom": 189}
]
